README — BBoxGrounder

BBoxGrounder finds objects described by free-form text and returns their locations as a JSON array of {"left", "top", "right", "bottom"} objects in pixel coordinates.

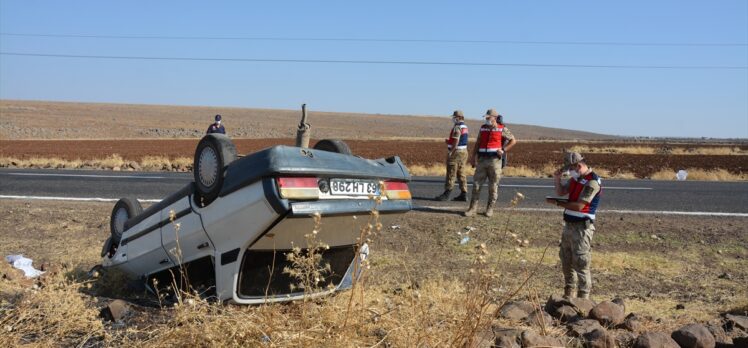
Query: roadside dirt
[
  {"left": 2, "top": 139, "right": 746, "bottom": 177},
  {"left": 1, "top": 199, "right": 746, "bottom": 321}
]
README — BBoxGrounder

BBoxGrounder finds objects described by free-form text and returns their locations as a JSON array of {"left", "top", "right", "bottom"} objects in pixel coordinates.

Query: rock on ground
[
  {"left": 671, "top": 324, "right": 716, "bottom": 348},
  {"left": 634, "top": 332, "right": 680, "bottom": 348},
  {"left": 521, "top": 330, "right": 566, "bottom": 348},
  {"left": 499, "top": 301, "right": 536, "bottom": 321},
  {"left": 590, "top": 301, "right": 626, "bottom": 327},
  {"left": 583, "top": 328, "right": 616, "bottom": 348},
  {"left": 568, "top": 319, "right": 605, "bottom": 337},
  {"left": 726, "top": 314, "right": 748, "bottom": 331}
]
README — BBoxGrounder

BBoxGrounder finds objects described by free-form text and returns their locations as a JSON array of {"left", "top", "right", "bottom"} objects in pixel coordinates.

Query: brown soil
[
  {"left": 0, "top": 99, "right": 613, "bottom": 140},
  {"left": 2, "top": 139, "right": 746, "bottom": 177}
]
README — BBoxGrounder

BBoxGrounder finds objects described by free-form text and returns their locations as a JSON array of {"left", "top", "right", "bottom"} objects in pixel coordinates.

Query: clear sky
[{"left": 1, "top": 1, "right": 746, "bottom": 138}]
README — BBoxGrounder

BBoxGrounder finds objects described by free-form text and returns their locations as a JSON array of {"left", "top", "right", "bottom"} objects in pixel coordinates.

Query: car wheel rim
[
  {"left": 113, "top": 207, "right": 129, "bottom": 233},
  {"left": 199, "top": 147, "right": 218, "bottom": 188}
]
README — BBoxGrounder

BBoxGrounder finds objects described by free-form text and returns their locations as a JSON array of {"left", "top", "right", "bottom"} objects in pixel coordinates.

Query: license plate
[{"left": 330, "top": 179, "right": 380, "bottom": 196}]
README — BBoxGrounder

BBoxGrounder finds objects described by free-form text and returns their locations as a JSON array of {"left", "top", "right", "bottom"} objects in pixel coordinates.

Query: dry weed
[
  {"left": 570, "top": 145, "right": 747, "bottom": 156},
  {"left": 649, "top": 168, "right": 748, "bottom": 181}
]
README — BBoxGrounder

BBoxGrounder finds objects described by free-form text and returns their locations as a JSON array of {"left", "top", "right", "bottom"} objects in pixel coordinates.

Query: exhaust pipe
[{"left": 295, "top": 103, "right": 311, "bottom": 148}]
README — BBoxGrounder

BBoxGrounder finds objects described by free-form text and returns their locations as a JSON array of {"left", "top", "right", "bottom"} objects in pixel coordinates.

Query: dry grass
[
  {"left": 649, "top": 168, "right": 748, "bottom": 181},
  {"left": 570, "top": 145, "right": 747, "bottom": 156},
  {"left": 2, "top": 197, "right": 747, "bottom": 346},
  {"left": 407, "top": 162, "right": 641, "bottom": 179},
  {"left": 0, "top": 155, "right": 193, "bottom": 171},
  {"left": 0, "top": 193, "right": 548, "bottom": 347}
]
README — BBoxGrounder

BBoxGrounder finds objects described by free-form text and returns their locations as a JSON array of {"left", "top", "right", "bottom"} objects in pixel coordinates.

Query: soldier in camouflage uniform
[
  {"left": 546, "top": 152, "right": 602, "bottom": 299},
  {"left": 435, "top": 110, "right": 469, "bottom": 201},
  {"left": 464, "top": 109, "right": 516, "bottom": 217}
]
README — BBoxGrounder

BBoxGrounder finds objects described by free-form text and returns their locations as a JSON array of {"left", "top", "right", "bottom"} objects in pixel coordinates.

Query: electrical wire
[
  {"left": 2, "top": 32, "right": 746, "bottom": 47},
  {"left": 1, "top": 52, "right": 745, "bottom": 70}
]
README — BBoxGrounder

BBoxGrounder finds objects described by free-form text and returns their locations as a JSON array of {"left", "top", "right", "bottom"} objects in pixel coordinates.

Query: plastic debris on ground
[
  {"left": 458, "top": 226, "right": 475, "bottom": 245},
  {"left": 676, "top": 170, "right": 688, "bottom": 181},
  {"left": 5, "top": 254, "right": 45, "bottom": 278}
]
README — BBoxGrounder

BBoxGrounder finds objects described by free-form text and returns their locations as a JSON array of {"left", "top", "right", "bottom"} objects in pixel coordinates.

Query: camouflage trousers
[
  {"left": 470, "top": 156, "right": 502, "bottom": 205},
  {"left": 445, "top": 149, "right": 468, "bottom": 192},
  {"left": 559, "top": 220, "right": 595, "bottom": 297}
]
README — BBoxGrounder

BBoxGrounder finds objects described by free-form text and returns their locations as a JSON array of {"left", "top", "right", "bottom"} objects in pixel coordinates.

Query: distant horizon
[{"left": 2, "top": 97, "right": 747, "bottom": 140}]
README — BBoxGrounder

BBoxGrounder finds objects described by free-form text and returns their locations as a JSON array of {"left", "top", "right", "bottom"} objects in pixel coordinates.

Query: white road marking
[
  {"left": 1, "top": 172, "right": 171, "bottom": 179},
  {"left": 416, "top": 205, "right": 748, "bottom": 217},
  {"left": 500, "top": 184, "right": 652, "bottom": 190},
  {"left": 415, "top": 182, "right": 652, "bottom": 190},
  {"left": 0, "top": 195, "right": 161, "bottom": 203}
]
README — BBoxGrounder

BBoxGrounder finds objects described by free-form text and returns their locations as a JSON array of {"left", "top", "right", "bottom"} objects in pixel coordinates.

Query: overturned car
[{"left": 101, "top": 134, "right": 411, "bottom": 304}]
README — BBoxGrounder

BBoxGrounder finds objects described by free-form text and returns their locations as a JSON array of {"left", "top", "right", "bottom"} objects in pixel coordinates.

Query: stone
[
  {"left": 583, "top": 328, "right": 616, "bottom": 348},
  {"left": 571, "top": 298, "right": 596, "bottom": 317},
  {"left": 671, "top": 324, "right": 716, "bottom": 348},
  {"left": 499, "top": 301, "right": 535, "bottom": 321},
  {"left": 590, "top": 301, "right": 626, "bottom": 327},
  {"left": 615, "top": 331, "right": 638, "bottom": 347},
  {"left": 634, "top": 332, "right": 680, "bottom": 348},
  {"left": 546, "top": 295, "right": 594, "bottom": 320},
  {"left": 492, "top": 326, "right": 522, "bottom": 348},
  {"left": 546, "top": 294, "right": 573, "bottom": 312},
  {"left": 555, "top": 305, "right": 581, "bottom": 322},
  {"left": 611, "top": 297, "right": 625, "bottom": 311},
  {"left": 705, "top": 320, "right": 732, "bottom": 346},
  {"left": 726, "top": 314, "right": 748, "bottom": 331},
  {"left": 494, "top": 335, "right": 520, "bottom": 348},
  {"left": 524, "top": 310, "right": 554, "bottom": 328},
  {"left": 568, "top": 319, "right": 605, "bottom": 337},
  {"left": 100, "top": 299, "right": 130, "bottom": 322},
  {"left": 622, "top": 313, "right": 642, "bottom": 332},
  {"left": 520, "top": 330, "right": 566, "bottom": 348}
]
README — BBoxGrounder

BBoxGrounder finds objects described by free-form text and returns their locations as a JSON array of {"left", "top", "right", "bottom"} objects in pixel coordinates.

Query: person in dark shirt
[{"left": 206, "top": 114, "right": 226, "bottom": 134}]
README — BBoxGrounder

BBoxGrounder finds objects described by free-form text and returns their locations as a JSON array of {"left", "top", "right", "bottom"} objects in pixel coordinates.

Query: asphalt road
[{"left": 1, "top": 168, "right": 747, "bottom": 215}]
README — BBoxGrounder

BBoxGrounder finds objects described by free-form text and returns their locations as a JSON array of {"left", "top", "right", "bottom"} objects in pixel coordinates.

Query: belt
[{"left": 477, "top": 152, "right": 500, "bottom": 158}]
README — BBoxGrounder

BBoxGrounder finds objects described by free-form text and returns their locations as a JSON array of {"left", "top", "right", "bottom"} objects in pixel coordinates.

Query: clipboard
[{"left": 545, "top": 196, "right": 569, "bottom": 203}]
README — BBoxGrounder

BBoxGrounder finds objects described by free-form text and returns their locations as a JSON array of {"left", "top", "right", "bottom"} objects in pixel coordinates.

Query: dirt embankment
[{"left": 1, "top": 139, "right": 746, "bottom": 178}]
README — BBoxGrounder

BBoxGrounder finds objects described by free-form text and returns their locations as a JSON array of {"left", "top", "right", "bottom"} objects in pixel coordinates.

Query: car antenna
[{"left": 296, "top": 103, "right": 312, "bottom": 148}]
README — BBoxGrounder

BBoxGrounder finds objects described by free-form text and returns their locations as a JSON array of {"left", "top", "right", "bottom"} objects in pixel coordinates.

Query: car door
[
  {"left": 118, "top": 212, "right": 173, "bottom": 278},
  {"left": 160, "top": 195, "right": 215, "bottom": 266}
]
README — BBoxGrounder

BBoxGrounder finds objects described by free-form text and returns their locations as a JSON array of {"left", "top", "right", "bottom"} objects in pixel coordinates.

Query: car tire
[
  {"left": 109, "top": 198, "right": 143, "bottom": 252},
  {"left": 193, "top": 134, "right": 237, "bottom": 205},
  {"left": 313, "top": 139, "right": 352, "bottom": 155}
]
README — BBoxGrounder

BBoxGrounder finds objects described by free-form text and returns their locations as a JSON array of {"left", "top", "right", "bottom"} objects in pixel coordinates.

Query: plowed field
[{"left": 2, "top": 139, "right": 747, "bottom": 177}]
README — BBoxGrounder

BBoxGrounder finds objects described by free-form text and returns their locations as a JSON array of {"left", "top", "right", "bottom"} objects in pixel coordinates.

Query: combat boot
[
  {"left": 463, "top": 198, "right": 478, "bottom": 217},
  {"left": 576, "top": 291, "right": 589, "bottom": 299},
  {"left": 452, "top": 192, "right": 467, "bottom": 202},
  {"left": 435, "top": 189, "right": 451, "bottom": 201},
  {"left": 563, "top": 287, "right": 575, "bottom": 300},
  {"left": 484, "top": 202, "right": 495, "bottom": 217}
]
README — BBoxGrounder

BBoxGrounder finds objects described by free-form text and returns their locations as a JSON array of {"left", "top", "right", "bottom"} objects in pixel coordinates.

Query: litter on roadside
[{"left": 5, "top": 255, "right": 44, "bottom": 278}]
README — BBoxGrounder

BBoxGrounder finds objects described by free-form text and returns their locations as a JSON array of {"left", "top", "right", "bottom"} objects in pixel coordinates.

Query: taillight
[
  {"left": 277, "top": 177, "right": 319, "bottom": 199},
  {"left": 384, "top": 181, "right": 411, "bottom": 200}
]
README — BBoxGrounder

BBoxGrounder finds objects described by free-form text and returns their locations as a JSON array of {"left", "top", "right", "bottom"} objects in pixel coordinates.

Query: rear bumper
[{"left": 289, "top": 199, "right": 412, "bottom": 216}]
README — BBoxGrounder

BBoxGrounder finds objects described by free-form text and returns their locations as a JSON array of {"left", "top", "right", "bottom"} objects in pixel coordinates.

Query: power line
[
  {"left": 2, "top": 52, "right": 745, "bottom": 70},
  {"left": 2, "top": 32, "right": 746, "bottom": 47}
]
